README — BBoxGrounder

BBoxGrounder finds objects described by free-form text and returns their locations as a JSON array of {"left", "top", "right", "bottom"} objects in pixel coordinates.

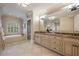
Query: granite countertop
[{"left": 35, "top": 31, "right": 79, "bottom": 39}]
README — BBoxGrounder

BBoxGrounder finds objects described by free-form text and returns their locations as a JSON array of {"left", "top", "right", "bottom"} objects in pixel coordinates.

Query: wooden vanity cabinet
[
  {"left": 77, "top": 46, "right": 79, "bottom": 56},
  {"left": 55, "top": 36, "right": 63, "bottom": 54},
  {"left": 34, "top": 33, "right": 79, "bottom": 56},
  {"left": 63, "top": 38, "right": 73, "bottom": 56},
  {"left": 50, "top": 36, "right": 63, "bottom": 54},
  {"left": 72, "top": 44, "right": 78, "bottom": 56},
  {"left": 41, "top": 34, "right": 51, "bottom": 48},
  {"left": 50, "top": 36, "right": 56, "bottom": 50},
  {"left": 39, "top": 34, "right": 45, "bottom": 46},
  {"left": 34, "top": 33, "right": 51, "bottom": 48},
  {"left": 63, "top": 38, "right": 79, "bottom": 56},
  {"left": 72, "top": 39, "right": 79, "bottom": 56},
  {"left": 34, "top": 33, "right": 41, "bottom": 44}
]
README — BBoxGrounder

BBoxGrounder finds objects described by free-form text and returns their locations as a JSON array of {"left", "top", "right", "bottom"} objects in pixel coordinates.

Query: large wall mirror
[{"left": 40, "top": 15, "right": 60, "bottom": 32}]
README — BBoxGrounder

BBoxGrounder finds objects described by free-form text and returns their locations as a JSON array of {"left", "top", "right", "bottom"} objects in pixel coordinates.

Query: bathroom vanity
[{"left": 34, "top": 31, "right": 79, "bottom": 56}]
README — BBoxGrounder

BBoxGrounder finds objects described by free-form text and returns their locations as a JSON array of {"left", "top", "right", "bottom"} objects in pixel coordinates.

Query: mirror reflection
[{"left": 40, "top": 15, "right": 60, "bottom": 32}]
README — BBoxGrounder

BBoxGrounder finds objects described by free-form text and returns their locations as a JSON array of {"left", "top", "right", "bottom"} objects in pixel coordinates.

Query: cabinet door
[
  {"left": 75, "top": 40, "right": 79, "bottom": 56},
  {"left": 72, "top": 44, "right": 78, "bottom": 56},
  {"left": 64, "top": 38, "right": 79, "bottom": 56},
  {"left": 34, "top": 34, "right": 41, "bottom": 44},
  {"left": 72, "top": 42, "right": 79, "bottom": 56},
  {"left": 40, "top": 34, "right": 45, "bottom": 46},
  {"left": 46, "top": 35, "right": 51, "bottom": 48},
  {"left": 50, "top": 36, "right": 63, "bottom": 53},
  {"left": 77, "top": 46, "right": 79, "bottom": 56},
  {"left": 42, "top": 35, "right": 50, "bottom": 48},
  {"left": 50, "top": 36, "right": 56, "bottom": 50},
  {"left": 63, "top": 38, "right": 73, "bottom": 56},
  {"left": 55, "top": 37, "right": 63, "bottom": 53}
]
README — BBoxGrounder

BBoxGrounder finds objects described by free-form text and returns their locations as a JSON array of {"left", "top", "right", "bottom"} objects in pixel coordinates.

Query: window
[{"left": 7, "top": 23, "right": 19, "bottom": 33}]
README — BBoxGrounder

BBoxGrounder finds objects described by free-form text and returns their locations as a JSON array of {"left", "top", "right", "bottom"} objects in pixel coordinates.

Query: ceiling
[
  {"left": 31, "top": 3, "right": 71, "bottom": 15},
  {"left": 0, "top": 3, "right": 32, "bottom": 12},
  {"left": 0, "top": 3, "right": 71, "bottom": 16}
]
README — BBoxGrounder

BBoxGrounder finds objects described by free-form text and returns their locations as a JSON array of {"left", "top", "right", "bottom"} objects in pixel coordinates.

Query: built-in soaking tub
[{"left": 4, "top": 35, "right": 25, "bottom": 44}]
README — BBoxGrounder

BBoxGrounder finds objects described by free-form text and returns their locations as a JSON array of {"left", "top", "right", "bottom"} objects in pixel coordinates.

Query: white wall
[
  {"left": 31, "top": 9, "right": 39, "bottom": 42},
  {"left": 74, "top": 14, "right": 79, "bottom": 32},
  {"left": 32, "top": 8, "right": 45, "bottom": 32},
  {"left": 31, "top": 8, "right": 45, "bottom": 42},
  {"left": 3, "top": 7, "right": 27, "bottom": 20},
  {"left": 59, "top": 17, "right": 74, "bottom": 32}
]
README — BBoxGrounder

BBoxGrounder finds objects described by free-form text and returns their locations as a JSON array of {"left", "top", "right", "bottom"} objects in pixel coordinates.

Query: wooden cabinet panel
[
  {"left": 64, "top": 43, "right": 72, "bottom": 55},
  {"left": 77, "top": 47, "right": 79, "bottom": 56},
  {"left": 63, "top": 38, "right": 79, "bottom": 56},
  {"left": 34, "top": 33, "right": 79, "bottom": 56},
  {"left": 72, "top": 45, "right": 78, "bottom": 56},
  {"left": 50, "top": 36, "right": 56, "bottom": 49},
  {"left": 50, "top": 36, "right": 57, "bottom": 50},
  {"left": 40, "top": 34, "right": 45, "bottom": 46},
  {"left": 34, "top": 34, "right": 41, "bottom": 44},
  {"left": 63, "top": 38, "right": 73, "bottom": 56},
  {"left": 50, "top": 36, "right": 63, "bottom": 54},
  {"left": 73, "top": 42, "right": 79, "bottom": 56},
  {"left": 56, "top": 37, "right": 63, "bottom": 52},
  {"left": 74, "top": 40, "right": 79, "bottom": 56},
  {"left": 55, "top": 39, "right": 62, "bottom": 52},
  {"left": 41, "top": 35, "right": 51, "bottom": 48}
]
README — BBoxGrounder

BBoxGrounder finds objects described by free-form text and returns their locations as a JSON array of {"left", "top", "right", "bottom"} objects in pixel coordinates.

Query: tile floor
[{"left": 0, "top": 40, "right": 60, "bottom": 56}]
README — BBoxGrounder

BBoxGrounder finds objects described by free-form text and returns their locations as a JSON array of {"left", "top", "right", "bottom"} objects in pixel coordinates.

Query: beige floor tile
[{"left": 0, "top": 40, "right": 61, "bottom": 56}]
